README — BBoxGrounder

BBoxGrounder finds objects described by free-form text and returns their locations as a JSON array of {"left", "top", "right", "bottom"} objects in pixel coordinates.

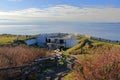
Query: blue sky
[
  {"left": 0, "top": 0, "right": 120, "bottom": 10},
  {"left": 0, "top": 0, "right": 120, "bottom": 24}
]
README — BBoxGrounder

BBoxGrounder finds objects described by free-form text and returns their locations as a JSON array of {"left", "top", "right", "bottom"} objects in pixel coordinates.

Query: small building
[
  {"left": 25, "top": 33, "right": 78, "bottom": 49},
  {"left": 46, "top": 34, "right": 77, "bottom": 49}
]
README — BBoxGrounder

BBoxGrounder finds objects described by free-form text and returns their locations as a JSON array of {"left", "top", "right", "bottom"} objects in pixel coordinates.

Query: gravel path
[{"left": 39, "top": 56, "right": 76, "bottom": 80}]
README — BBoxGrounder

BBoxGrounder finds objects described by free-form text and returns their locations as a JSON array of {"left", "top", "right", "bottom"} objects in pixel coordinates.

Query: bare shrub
[
  {"left": 0, "top": 46, "right": 53, "bottom": 68},
  {"left": 74, "top": 47, "right": 120, "bottom": 80}
]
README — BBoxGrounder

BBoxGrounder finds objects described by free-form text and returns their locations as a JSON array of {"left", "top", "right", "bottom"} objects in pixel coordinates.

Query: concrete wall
[
  {"left": 36, "top": 36, "right": 47, "bottom": 47},
  {"left": 25, "top": 39, "right": 37, "bottom": 46},
  {"left": 65, "top": 35, "right": 78, "bottom": 48}
]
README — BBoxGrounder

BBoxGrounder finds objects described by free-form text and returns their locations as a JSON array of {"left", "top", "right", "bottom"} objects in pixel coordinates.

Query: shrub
[
  {"left": 0, "top": 46, "right": 53, "bottom": 68},
  {"left": 73, "top": 48, "right": 120, "bottom": 80}
]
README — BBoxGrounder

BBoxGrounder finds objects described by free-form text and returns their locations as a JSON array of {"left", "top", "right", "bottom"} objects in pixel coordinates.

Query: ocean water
[{"left": 0, "top": 23, "right": 120, "bottom": 41}]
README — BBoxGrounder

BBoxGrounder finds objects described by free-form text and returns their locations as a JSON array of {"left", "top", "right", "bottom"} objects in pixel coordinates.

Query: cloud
[{"left": 0, "top": 5, "right": 120, "bottom": 24}]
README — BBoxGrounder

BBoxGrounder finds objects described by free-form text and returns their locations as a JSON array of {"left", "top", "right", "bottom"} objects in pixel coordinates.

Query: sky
[{"left": 0, "top": 0, "right": 120, "bottom": 24}]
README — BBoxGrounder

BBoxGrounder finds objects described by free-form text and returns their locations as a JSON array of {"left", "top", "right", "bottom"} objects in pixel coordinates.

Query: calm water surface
[{"left": 0, "top": 23, "right": 120, "bottom": 40}]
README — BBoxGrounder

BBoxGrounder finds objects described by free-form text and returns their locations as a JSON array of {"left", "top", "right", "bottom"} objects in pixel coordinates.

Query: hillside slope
[
  {"left": 63, "top": 35, "right": 120, "bottom": 80},
  {"left": 67, "top": 35, "right": 120, "bottom": 54}
]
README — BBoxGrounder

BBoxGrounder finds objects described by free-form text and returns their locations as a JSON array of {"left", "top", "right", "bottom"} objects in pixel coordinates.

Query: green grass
[
  {"left": 63, "top": 72, "right": 77, "bottom": 80},
  {"left": 0, "top": 34, "right": 36, "bottom": 44},
  {"left": 64, "top": 35, "right": 120, "bottom": 80},
  {"left": 0, "top": 36, "right": 17, "bottom": 44},
  {"left": 66, "top": 35, "right": 120, "bottom": 54}
]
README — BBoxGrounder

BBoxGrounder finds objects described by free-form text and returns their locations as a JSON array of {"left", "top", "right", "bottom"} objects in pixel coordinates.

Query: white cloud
[{"left": 0, "top": 5, "right": 120, "bottom": 24}]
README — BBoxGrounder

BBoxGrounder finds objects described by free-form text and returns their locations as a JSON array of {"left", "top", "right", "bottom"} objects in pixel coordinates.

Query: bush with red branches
[
  {"left": 0, "top": 46, "right": 53, "bottom": 68},
  {"left": 74, "top": 48, "right": 120, "bottom": 80}
]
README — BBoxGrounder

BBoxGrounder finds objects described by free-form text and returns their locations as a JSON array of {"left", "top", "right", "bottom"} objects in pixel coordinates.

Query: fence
[{"left": 0, "top": 55, "right": 61, "bottom": 80}]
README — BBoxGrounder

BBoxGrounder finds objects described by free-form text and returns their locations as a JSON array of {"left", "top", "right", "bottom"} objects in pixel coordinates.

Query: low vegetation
[
  {"left": 67, "top": 35, "right": 120, "bottom": 54},
  {"left": 64, "top": 35, "right": 120, "bottom": 80},
  {"left": 0, "top": 34, "right": 120, "bottom": 80},
  {"left": 0, "top": 34, "right": 36, "bottom": 45},
  {"left": 0, "top": 46, "right": 53, "bottom": 68}
]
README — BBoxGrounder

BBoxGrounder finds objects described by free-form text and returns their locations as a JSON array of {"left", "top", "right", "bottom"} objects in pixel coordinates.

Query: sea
[{"left": 0, "top": 23, "right": 120, "bottom": 41}]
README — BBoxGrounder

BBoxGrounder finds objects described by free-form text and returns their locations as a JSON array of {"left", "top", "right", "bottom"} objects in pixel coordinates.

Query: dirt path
[{"left": 38, "top": 55, "right": 77, "bottom": 80}]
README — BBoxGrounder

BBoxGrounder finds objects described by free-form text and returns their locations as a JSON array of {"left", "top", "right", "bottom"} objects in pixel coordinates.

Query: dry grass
[
  {"left": 71, "top": 47, "right": 120, "bottom": 80},
  {"left": 64, "top": 35, "right": 120, "bottom": 80},
  {"left": 0, "top": 46, "right": 53, "bottom": 68}
]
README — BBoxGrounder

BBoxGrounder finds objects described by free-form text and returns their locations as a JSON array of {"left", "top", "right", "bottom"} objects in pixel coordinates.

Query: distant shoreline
[{"left": 0, "top": 33, "right": 120, "bottom": 44}]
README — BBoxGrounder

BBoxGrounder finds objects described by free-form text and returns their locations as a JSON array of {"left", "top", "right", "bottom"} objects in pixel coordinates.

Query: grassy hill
[
  {"left": 0, "top": 34, "right": 54, "bottom": 80},
  {"left": 63, "top": 35, "right": 120, "bottom": 80},
  {"left": 67, "top": 35, "right": 120, "bottom": 54},
  {"left": 0, "top": 34, "right": 36, "bottom": 45},
  {"left": 0, "top": 34, "right": 120, "bottom": 80}
]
